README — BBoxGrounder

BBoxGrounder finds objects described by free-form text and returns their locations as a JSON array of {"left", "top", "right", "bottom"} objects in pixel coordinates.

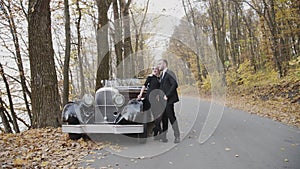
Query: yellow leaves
[
  {"left": 288, "top": 56, "right": 300, "bottom": 66},
  {"left": 225, "top": 60, "right": 300, "bottom": 128},
  {"left": 226, "top": 84, "right": 300, "bottom": 128},
  {"left": 79, "top": 138, "right": 88, "bottom": 147},
  {"left": 0, "top": 127, "right": 107, "bottom": 168},
  {"left": 41, "top": 161, "right": 49, "bottom": 167},
  {"left": 13, "top": 158, "right": 27, "bottom": 166}
]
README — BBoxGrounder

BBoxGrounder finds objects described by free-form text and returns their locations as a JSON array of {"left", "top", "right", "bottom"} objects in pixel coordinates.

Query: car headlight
[
  {"left": 82, "top": 94, "right": 94, "bottom": 106},
  {"left": 113, "top": 94, "right": 125, "bottom": 107}
]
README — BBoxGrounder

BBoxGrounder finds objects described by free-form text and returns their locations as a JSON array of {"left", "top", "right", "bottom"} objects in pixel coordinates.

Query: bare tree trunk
[
  {"left": 0, "top": 96, "right": 13, "bottom": 133},
  {"left": 266, "top": 0, "right": 283, "bottom": 77},
  {"left": 242, "top": 0, "right": 283, "bottom": 77},
  {"left": 113, "top": 0, "right": 123, "bottom": 68},
  {"left": 82, "top": 45, "right": 94, "bottom": 90},
  {"left": 208, "top": 0, "right": 226, "bottom": 73},
  {"left": 28, "top": 0, "right": 61, "bottom": 128},
  {"left": 131, "top": 10, "right": 139, "bottom": 75},
  {"left": 183, "top": 0, "right": 203, "bottom": 82},
  {"left": 121, "top": 0, "right": 134, "bottom": 78},
  {"left": 95, "top": 0, "right": 111, "bottom": 90},
  {"left": 76, "top": 0, "right": 85, "bottom": 96},
  {"left": 130, "top": 0, "right": 149, "bottom": 74},
  {"left": 228, "top": 1, "right": 238, "bottom": 67},
  {"left": 62, "top": 0, "right": 71, "bottom": 106},
  {"left": 1, "top": 0, "right": 32, "bottom": 125},
  {"left": 0, "top": 63, "right": 20, "bottom": 133},
  {"left": 70, "top": 69, "right": 74, "bottom": 96}
]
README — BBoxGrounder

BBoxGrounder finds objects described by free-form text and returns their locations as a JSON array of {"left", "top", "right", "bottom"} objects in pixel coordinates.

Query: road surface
[{"left": 80, "top": 97, "right": 300, "bottom": 169}]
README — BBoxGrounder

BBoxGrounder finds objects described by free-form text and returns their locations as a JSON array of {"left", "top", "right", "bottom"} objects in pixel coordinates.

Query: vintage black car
[{"left": 62, "top": 79, "right": 154, "bottom": 143}]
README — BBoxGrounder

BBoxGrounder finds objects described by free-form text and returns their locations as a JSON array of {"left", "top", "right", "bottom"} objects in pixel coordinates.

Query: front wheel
[
  {"left": 69, "top": 133, "right": 82, "bottom": 140},
  {"left": 68, "top": 116, "right": 82, "bottom": 140},
  {"left": 138, "top": 123, "right": 147, "bottom": 144}
]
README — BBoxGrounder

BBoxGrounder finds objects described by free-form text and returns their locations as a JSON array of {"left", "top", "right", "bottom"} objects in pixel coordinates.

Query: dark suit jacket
[{"left": 160, "top": 69, "right": 179, "bottom": 104}]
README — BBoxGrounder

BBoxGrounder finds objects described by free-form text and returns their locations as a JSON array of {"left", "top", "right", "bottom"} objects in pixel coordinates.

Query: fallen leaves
[
  {"left": 0, "top": 127, "right": 108, "bottom": 168},
  {"left": 85, "top": 159, "right": 95, "bottom": 163},
  {"left": 13, "top": 158, "right": 27, "bottom": 166},
  {"left": 226, "top": 79, "right": 300, "bottom": 128}
]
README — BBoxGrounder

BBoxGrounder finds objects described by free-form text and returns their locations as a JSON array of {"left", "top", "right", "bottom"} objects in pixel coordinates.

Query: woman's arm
[
  {"left": 137, "top": 86, "right": 146, "bottom": 99},
  {"left": 138, "top": 76, "right": 150, "bottom": 99}
]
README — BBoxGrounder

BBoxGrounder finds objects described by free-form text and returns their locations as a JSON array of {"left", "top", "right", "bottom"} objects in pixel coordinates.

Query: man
[{"left": 157, "top": 59, "right": 180, "bottom": 143}]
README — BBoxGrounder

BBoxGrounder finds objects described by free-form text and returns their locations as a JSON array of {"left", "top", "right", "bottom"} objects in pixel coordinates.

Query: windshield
[{"left": 104, "top": 79, "right": 145, "bottom": 87}]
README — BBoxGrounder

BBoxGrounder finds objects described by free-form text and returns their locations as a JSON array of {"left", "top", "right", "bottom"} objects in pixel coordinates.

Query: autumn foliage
[{"left": 0, "top": 128, "right": 106, "bottom": 168}]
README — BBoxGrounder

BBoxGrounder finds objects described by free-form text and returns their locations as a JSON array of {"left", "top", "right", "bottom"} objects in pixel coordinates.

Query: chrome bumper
[{"left": 62, "top": 124, "right": 144, "bottom": 134}]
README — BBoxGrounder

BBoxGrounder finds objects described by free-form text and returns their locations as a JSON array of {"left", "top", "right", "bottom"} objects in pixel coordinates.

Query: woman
[{"left": 137, "top": 67, "right": 162, "bottom": 138}]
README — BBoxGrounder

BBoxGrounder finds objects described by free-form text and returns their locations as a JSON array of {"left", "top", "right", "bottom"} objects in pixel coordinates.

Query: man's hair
[{"left": 159, "top": 59, "right": 168, "bottom": 66}]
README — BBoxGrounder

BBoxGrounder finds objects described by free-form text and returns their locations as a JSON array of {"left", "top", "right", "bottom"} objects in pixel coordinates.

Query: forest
[{"left": 0, "top": 0, "right": 299, "bottom": 133}]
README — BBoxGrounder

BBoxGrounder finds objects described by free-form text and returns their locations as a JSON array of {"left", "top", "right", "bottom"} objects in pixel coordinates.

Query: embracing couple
[{"left": 138, "top": 59, "right": 180, "bottom": 144}]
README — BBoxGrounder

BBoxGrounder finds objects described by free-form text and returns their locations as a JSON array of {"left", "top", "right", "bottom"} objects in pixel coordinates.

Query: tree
[
  {"left": 0, "top": 0, "right": 32, "bottom": 124},
  {"left": 0, "top": 96, "right": 13, "bottom": 133},
  {"left": 95, "top": 0, "right": 111, "bottom": 90},
  {"left": 182, "top": 0, "right": 203, "bottom": 82},
  {"left": 111, "top": 0, "right": 135, "bottom": 78},
  {"left": 241, "top": 0, "right": 284, "bottom": 77},
  {"left": 208, "top": 0, "right": 227, "bottom": 73},
  {"left": 227, "top": 0, "right": 240, "bottom": 68},
  {"left": 130, "top": 0, "right": 150, "bottom": 75},
  {"left": 76, "top": 0, "right": 85, "bottom": 96},
  {"left": 112, "top": 0, "right": 123, "bottom": 68},
  {"left": 0, "top": 63, "right": 20, "bottom": 133},
  {"left": 121, "top": 0, "right": 135, "bottom": 78},
  {"left": 62, "top": 0, "right": 71, "bottom": 106},
  {"left": 28, "top": 0, "right": 61, "bottom": 128}
]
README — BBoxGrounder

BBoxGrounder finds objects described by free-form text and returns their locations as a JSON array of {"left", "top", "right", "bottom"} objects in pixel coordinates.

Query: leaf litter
[
  {"left": 226, "top": 79, "right": 300, "bottom": 128},
  {"left": 0, "top": 127, "right": 111, "bottom": 168}
]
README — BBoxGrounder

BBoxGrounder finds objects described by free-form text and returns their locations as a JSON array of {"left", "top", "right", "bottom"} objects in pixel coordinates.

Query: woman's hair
[
  {"left": 152, "top": 66, "right": 160, "bottom": 75},
  {"left": 152, "top": 66, "right": 159, "bottom": 71}
]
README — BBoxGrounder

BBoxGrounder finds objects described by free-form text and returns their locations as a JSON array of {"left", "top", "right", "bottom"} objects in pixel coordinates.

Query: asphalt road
[{"left": 80, "top": 97, "right": 300, "bottom": 169}]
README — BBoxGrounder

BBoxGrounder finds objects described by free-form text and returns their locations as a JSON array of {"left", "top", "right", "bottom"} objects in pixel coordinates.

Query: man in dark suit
[{"left": 157, "top": 59, "right": 180, "bottom": 143}]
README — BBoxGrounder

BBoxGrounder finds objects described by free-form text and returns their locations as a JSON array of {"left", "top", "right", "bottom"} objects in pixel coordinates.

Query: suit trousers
[{"left": 162, "top": 103, "right": 180, "bottom": 138}]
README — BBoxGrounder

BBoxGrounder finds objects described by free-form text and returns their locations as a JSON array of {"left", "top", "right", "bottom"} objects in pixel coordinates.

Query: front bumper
[{"left": 62, "top": 124, "right": 144, "bottom": 134}]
